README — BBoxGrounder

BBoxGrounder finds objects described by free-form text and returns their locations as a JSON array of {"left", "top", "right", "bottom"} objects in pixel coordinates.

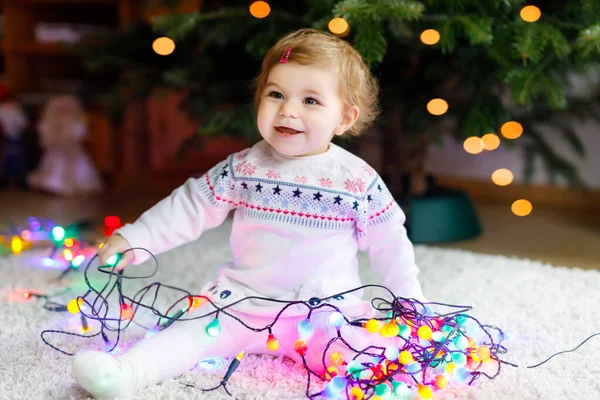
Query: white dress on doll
[{"left": 28, "top": 119, "right": 103, "bottom": 195}]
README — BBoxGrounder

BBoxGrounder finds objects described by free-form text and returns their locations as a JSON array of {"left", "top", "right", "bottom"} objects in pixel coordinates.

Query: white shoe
[{"left": 72, "top": 351, "right": 133, "bottom": 399}]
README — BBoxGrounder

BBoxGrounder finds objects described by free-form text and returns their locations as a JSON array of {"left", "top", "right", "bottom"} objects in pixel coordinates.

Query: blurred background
[{"left": 0, "top": 0, "right": 598, "bottom": 270}]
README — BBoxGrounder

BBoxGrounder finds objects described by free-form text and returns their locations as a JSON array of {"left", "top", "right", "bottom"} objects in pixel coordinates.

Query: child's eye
[
  {"left": 268, "top": 91, "right": 284, "bottom": 100},
  {"left": 304, "top": 97, "right": 320, "bottom": 105}
]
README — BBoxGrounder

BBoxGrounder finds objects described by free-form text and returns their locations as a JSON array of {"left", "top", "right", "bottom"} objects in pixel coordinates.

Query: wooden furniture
[{"left": 0, "top": 0, "right": 228, "bottom": 187}]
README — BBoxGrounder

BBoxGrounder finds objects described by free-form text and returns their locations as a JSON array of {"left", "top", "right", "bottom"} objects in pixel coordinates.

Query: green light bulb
[
  {"left": 106, "top": 254, "right": 121, "bottom": 267},
  {"left": 206, "top": 318, "right": 221, "bottom": 337}
]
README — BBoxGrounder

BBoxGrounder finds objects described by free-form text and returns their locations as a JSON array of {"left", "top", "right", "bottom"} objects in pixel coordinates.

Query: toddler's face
[{"left": 257, "top": 62, "right": 356, "bottom": 157}]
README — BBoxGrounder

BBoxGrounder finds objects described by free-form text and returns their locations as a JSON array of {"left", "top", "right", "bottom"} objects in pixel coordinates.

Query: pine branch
[
  {"left": 512, "top": 22, "right": 548, "bottom": 64},
  {"left": 455, "top": 16, "right": 493, "bottom": 45},
  {"left": 152, "top": 12, "right": 200, "bottom": 40},
  {"left": 577, "top": 24, "right": 600, "bottom": 57},
  {"left": 354, "top": 19, "right": 387, "bottom": 66},
  {"left": 380, "top": 0, "right": 425, "bottom": 20},
  {"left": 437, "top": 19, "right": 458, "bottom": 53},
  {"left": 526, "top": 127, "right": 587, "bottom": 187},
  {"left": 550, "top": 119, "right": 586, "bottom": 158},
  {"left": 541, "top": 23, "right": 571, "bottom": 59}
]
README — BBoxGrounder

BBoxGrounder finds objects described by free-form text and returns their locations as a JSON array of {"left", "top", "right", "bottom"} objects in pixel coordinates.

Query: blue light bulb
[{"left": 297, "top": 318, "right": 313, "bottom": 338}]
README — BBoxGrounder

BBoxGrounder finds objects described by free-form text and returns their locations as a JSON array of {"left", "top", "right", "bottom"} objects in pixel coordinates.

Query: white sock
[{"left": 72, "top": 351, "right": 135, "bottom": 399}]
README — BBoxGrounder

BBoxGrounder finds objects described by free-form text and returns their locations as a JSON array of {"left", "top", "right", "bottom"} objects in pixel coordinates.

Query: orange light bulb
[
  {"left": 266, "top": 334, "right": 280, "bottom": 351},
  {"left": 120, "top": 303, "right": 134, "bottom": 320}
]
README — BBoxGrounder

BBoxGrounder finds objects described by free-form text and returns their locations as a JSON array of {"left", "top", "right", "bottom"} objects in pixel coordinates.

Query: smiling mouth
[{"left": 275, "top": 126, "right": 304, "bottom": 135}]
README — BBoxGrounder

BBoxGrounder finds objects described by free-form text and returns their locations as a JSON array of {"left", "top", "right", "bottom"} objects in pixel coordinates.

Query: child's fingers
[
  {"left": 98, "top": 244, "right": 111, "bottom": 265},
  {"left": 115, "top": 252, "right": 132, "bottom": 271}
]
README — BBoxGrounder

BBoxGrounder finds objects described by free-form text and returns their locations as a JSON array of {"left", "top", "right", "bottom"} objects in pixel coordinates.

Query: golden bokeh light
[
  {"left": 426, "top": 98, "right": 448, "bottom": 115},
  {"left": 463, "top": 137, "right": 484, "bottom": 154},
  {"left": 500, "top": 121, "right": 523, "bottom": 139},
  {"left": 520, "top": 5, "right": 541, "bottom": 22},
  {"left": 420, "top": 29, "right": 441, "bottom": 45},
  {"left": 328, "top": 18, "right": 349, "bottom": 35},
  {"left": 482, "top": 133, "right": 500, "bottom": 151},
  {"left": 249, "top": 1, "right": 271, "bottom": 19},
  {"left": 511, "top": 199, "right": 533, "bottom": 216},
  {"left": 491, "top": 168, "right": 514, "bottom": 186},
  {"left": 152, "top": 37, "right": 175, "bottom": 56}
]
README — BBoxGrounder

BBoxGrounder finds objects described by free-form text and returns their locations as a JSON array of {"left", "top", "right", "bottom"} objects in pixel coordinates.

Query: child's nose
[{"left": 279, "top": 101, "right": 299, "bottom": 119}]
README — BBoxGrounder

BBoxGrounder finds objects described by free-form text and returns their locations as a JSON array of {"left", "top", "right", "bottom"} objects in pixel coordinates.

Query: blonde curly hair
[{"left": 253, "top": 28, "right": 380, "bottom": 136}]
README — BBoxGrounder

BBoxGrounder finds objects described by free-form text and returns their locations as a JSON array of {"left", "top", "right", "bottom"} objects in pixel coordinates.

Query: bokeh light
[
  {"left": 250, "top": 1, "right": 271, "bottom": 19},
  {"left": 426, "top": 98, "right": 448, "bottom": 115},
  {"left": 328, "top": 18, "right": 349, "bottom": 35},
  {"left": 491, "top": 169, "right": 514, "bottom": 186},
  {"left": 463, "top": 137, "right": 484, "bottom": 154},
  {"left": 482, "top": 133, "right": 500, "bottom": 151},
  {"left": 420, "top": 29, "right": 440, "bottom": 45},
  {"left": 152, "top": 37, "right": 175, "bottom": 56},
  {"left": 500, "top": 121, "right": 523, "bottom": 139},
  {"left": 520, "top": 5, "right": 541, "bottom": 22},
  {"left": 511, "top": 199, "right": 533, "bottom": 216}
]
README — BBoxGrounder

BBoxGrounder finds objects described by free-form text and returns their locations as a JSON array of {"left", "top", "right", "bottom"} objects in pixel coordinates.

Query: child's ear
[{"left": 334, "top": 105, "right": 359, "bottom": 136}]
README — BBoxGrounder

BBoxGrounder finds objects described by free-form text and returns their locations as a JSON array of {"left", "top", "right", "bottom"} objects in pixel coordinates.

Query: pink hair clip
[{"left": 279, "top": 46, "right": 292, "bottom": 64}]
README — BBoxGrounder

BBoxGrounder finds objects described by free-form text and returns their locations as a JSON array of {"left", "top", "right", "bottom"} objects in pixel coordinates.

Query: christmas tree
[{"left": 82, "top": 0, "right": 600, "bottom": 198}]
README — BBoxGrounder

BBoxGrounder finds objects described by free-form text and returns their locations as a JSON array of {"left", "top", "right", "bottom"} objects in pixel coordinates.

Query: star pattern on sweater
[
  {"left": 273, "top": 185, "right": 282, "bottom": 195},
  {"left": 293, "top": 188, "right": 302, "bottom": 198},
  {"left": 313, "top": 192, "right": 323, "bottom": 201},
  {"left": 255, "top": 183, "right": 263, "bottom": 192},
  {"left": 334, "top": 196, "right": 342, "bottom": 205}
]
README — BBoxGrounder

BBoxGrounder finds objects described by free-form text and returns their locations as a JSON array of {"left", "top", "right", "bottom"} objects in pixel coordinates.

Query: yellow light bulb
[
  {"left": 463, "top": 136, "right": 484, "bottom": 154},
  {"left": 350, "top": 386, "right": 364, "bottom": 400},
  {"left": 325, "top": 365, "right": 339, "bottom": 380},
  {"left": 11, "top": 236, "right": 23, "bottom": 254},
  {"left": 67, "top": 298, "right": 83, "bottom": 314},
  {"left": 511, "top": 199, "right": 533, "bottom": 216},
  {"left": 482, "top": 133, "right": 500, "bottom": 151},
  {"left": 398, "top": 350, "right": 414, "bottom": 365},
  {"left": 152, "top": 37, "right": 175, "bottom": 56},
  {"left": 500, "top": 121, "right": 523, "bottom": 139},
  {"left": 249, "top": 1, "right": 271, "bottom": 19},
  {"left": 328, "top": 18, "right": 349, "bottom": 35},
  {"left": 418, "top": 325, "right": 432, "bottom": 340},
  {"left": 418, "top": 383, "right": 433, "bottom": 399},
  {"left": 365, "top": 319, "right": 381, "bottom": 333},
  {"left": 491, "top": 168, "right": 514, "bottom": 186},
  {"left": 63, "top": 249, "right": 74, "bottom": 261},
  {"left": 330, "top": 352, "right": 344, "bottom": 366},
  {"left": 520, "top": 5, "right": 541, "bottom": 22},
  {"left": 426, "top": 98, "right": 448, "bottom": 115},
  {"left": 420, "top": 29, "right": 440, "bottom": 45}
]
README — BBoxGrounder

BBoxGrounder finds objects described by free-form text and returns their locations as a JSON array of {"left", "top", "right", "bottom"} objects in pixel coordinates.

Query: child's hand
[{"left": 98, "top": 235, "right": 134, "bottom": 271}]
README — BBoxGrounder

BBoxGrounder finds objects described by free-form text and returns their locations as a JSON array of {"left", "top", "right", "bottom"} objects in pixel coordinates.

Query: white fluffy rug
[{"left": 1, "top": 218, "right": 599, "bottom": 400}]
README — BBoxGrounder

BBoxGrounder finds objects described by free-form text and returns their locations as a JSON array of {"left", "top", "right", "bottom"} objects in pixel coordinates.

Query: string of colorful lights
[
  {"left": 11, "top": 244, "right": 595, "bottom": 399},
  {"left": 8, "top": 217, "right": 597, "bottom": 399},
  {"left": 32, "top": 247, "right": 511, "bottom": 399}
]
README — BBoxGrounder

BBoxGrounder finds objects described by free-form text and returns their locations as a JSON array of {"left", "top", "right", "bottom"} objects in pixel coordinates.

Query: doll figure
[{"left": 27, "top": 95, "right": 103, "bottom": 196}]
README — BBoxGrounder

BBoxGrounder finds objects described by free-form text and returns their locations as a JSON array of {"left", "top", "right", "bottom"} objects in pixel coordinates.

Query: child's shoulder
[{"left": 330, "top": 143, "right": 379, "bottom": 187}]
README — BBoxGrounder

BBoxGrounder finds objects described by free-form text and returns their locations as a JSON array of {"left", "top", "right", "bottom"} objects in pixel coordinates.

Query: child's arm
[
  {"left": 358, "top": 175, "right": 427, "bottom": 302},
  {"left": 113, "top": 158, "right": 239, "bottom": 264}
]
